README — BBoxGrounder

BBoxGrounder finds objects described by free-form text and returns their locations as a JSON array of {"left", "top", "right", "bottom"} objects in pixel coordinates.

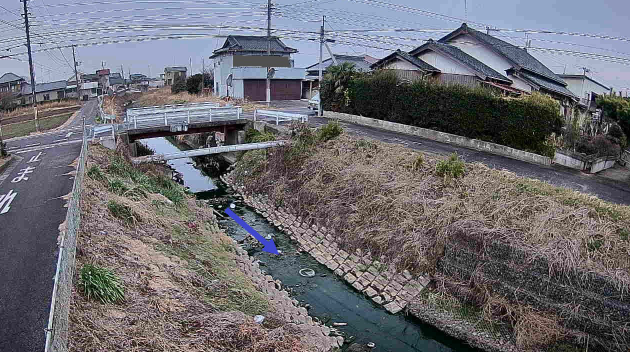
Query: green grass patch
[
  {"left": 436, "top": 153, "right": 465, "bottom": 179},
  {"left": 107, "top": 200, "right": 135, "bottom": 225},
  {"left": 619, "top": 228, "right": 629, "bottom": 241},
  {"left": 107, "top": 178, "right": 128, "bottom": 195},
  {"left": 87, "top": 165, "right": 106, "bottom": 181},
  {"left": 245, "top": 129, "right": 276, "bottom": 143},
  {"left": 79, "top": 263, "right": 125, "bottom": 303},
  {"left": 0, "top": 112, "right": 73, "bottom": 139},
  {"left": 316, "top": 121, "right": 343, "bottom": 142},
  {"left": 160, "top": 224, "right": 269, "bottom": 315}
]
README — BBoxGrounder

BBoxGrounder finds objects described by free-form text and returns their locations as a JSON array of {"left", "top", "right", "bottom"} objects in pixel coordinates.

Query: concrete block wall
[{"left": 324, "top": 111, "right": 552, "bottom": 166}]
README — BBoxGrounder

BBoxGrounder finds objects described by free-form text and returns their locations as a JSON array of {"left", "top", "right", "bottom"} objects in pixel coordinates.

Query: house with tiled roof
[
  {"left": 210, "top": 35, "right": 305, "bottom": 101},
  {"left": 438, "top": 24, "right": 577, "bottom": 111}
]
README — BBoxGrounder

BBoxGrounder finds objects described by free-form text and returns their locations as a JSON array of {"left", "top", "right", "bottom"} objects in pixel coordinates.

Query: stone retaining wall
[
  {"left": 231, "top": 246, "right": 342, "bottom": 351},
  {"left": 221, "top": 170, "right": 520, "bottom": 352},
  {"left": 324, "top": 111, "right": 552, "bottom": 166}
]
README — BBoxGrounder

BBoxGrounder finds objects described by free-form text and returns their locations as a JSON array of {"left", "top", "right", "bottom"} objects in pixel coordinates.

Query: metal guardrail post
[
  {"left": 187, "top": 110, "right": 190, "bottom": 124},
  {"left": 210, "top": 109, "right": 213, "bottom": 122},
  {"left": 134, "top": 115, "right": 137, "bottom": 129},
  {"left": 276, "top": 115, "right": 279, "bottom": 125},
  {"left": 254, "top": 109, "right": 257, "bottom": 121},
  {"left": 237, "top": 108, "right": 240, "bottom": 120},
  {"left": 164, "top": 112, "right": 167, "bottom": 126}
]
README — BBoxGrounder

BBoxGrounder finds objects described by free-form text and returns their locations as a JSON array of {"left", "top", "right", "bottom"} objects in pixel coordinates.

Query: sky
[{"left": 1, "top": 0, "right": 629, "bottom": 93}]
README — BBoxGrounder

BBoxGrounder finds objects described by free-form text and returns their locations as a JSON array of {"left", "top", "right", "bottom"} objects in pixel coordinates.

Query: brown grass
[
  {"left": 0, "top": 100, "right": 78, "bottom": 118},
  {"left": 233, "top": 129, "right": 630, "bottom": 351},
  {"left": 70, "top": 144, "right": 307, "bottom": 352},
  {"left": 236, "top": 133, "right": 630, "bottom": 288},
  {"left": 133, "top": 87, "right": 269, "bottom": 112}
]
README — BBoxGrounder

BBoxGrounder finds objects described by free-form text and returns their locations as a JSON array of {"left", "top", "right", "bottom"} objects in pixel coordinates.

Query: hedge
[{"left": 322, "top": 70, "right": 563, "bottom": 157}]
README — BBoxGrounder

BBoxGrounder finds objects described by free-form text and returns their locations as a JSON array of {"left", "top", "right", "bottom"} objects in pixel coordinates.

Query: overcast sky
[{"left": 1, "top": 0, "right": 629, "bottom": 92}]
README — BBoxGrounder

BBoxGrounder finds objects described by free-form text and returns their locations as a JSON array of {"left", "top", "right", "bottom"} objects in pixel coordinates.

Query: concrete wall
[
  {"left": 417, "top": 51, "right": 476, "bottom": 75},
  {"left": 591, "top": 157, "right": 616, "bottom": 173},
  {"left": 553, "top": 150, "right": 586, "bottom": 170},
  {"left": 564, "top": 77, "right": 610, "bottom": 100},
  {"left": 324, "top": 111, "right": 552, "bottom": 166},
  {"left": 553, "top": 150, "right": 617, "bottom": 173}
]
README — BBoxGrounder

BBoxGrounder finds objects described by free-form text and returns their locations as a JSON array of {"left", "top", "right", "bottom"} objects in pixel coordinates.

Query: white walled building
[{"left": 211, "top": 35, "right": 305, "bottom": 101}]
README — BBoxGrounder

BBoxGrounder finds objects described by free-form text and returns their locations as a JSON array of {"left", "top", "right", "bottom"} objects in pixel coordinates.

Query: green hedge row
[{"left": 322, "top": 71, "right": 563, "bottom": 157}]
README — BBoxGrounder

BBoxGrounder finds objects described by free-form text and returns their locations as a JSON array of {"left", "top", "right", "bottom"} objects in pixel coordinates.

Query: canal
[{"left": 139, "top": 136, "right": 480, "bottom": 352}]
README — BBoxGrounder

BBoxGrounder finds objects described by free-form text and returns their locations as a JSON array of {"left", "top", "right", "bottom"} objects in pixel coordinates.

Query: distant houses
[
  {"left": 303, "top": 54, "right": 377, "bottom": 99},
  {"left": 164, "top": 67, "right": 187, "bottom": 86}
]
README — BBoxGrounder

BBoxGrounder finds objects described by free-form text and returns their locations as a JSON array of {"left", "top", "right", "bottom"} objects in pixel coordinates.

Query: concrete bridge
[{"left": 103, "top": 102, "right": 307, "bottom": 158}]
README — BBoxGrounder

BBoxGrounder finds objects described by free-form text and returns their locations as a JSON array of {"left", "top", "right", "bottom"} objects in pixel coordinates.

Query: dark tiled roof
[
  {"left": 165, "top": 66, "right": 187, "bottom": 72},
  {"left": 410, "top": 40, "right": 511, "bottom": 83},
  {"left": 0, "top": 72, "right": 25, "bottom": 84},
  {"left": 109, "top": 76, "right": 124, "bottom": 85},
  {"left": 439, "top": 24, "right": 566, "bottom": 85},
  {"left": 305, "top": 55, "right": 376, "bottom": 73},
  {"left": 370, "top": 49, "right": 440, "bottom": 72},
  {"left": 519, "top": 71, "right": 576, "bottom": 99},
  {"left": 211, "top": 36, "right": 297, "bottom": 57},
  {"left": 21, "top": 80, "right": 67, "bottom": 94}
]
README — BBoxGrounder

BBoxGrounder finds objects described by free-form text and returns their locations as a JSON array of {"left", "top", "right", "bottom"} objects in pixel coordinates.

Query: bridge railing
[
  {"left": 253, "top": 109, "right": 308, "bottom": 125},
  {"left": 124, "top": 103, "right": 242, "bottom": 130}
]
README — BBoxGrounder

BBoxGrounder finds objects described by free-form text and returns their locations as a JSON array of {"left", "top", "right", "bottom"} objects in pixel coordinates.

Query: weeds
[
  {"left": 107, "top": 200, "right": 135, "bottom": 225},
  {"left": 107, "top": 178, "right": 128, "bottom": 195},
  {"left": 87, "top": 165, "right": 106, "bottom": 181},
  {"left": 435, "top": 153, "right": 465, "bottom": 179},
  {"left": 619, "top": 228, "right": 629, "bottom": 241},
  {"left": 316, "top": 121, "right": 343, "bottom": 142},
  {"left": 79, "top": 263, "right": 125, "bottom": 303},
  {"left": 245, "top": 129, "right": 276, "bottom": 143},
  {"left": 0, "top": 139, "right": 7, "bottom": 157}
]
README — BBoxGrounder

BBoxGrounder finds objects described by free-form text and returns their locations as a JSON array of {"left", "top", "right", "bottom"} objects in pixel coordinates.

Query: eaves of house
[{"left": 370, "top": 49, "right": 440, "bottom": 73}]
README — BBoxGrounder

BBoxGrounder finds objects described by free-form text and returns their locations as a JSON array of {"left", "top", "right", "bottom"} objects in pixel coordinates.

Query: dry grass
[
  {"left": 70, "top": 144, "right": 306, "bottom": 352},
  {"left": 236, "top": 133, "right": 630, "bottom": 289},
  {"left": 233, "top": 129, "right": 630, "bottom": 351},
  {"left": 134, "top": 87, "right": 268, "bottom": 112},
  {"left": 0, "top": 100, "right": 78, "bottom": 118}
]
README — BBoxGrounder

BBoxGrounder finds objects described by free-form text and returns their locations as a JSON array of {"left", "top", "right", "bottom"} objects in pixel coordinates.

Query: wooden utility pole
[
  {"left": 21, "top": 0, "right": 39, "bottom": 132},
  {"left": 318, "top": 16, "right": 324, "bottom": 117},
  {"left": 266, "top": 0, "right": 272, "bottom": 106},
  {"left": 72, "top": 45, "right": 84, "bottom": 131}
]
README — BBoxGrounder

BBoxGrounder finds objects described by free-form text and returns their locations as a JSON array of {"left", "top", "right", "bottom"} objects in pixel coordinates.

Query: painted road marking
[
  {"left": 65, "top": 132, "right": 73, "bottom": 138},
  {"left": 54, "top": 138, "right": 69, "bottom": 143},
  {"left": 28, "top": 152, "right": 44, "bottom": 163},
  {"left": 15, "top": 139, "right": 82, "bottom": 154},
  {"left": 0, "top": 189, "right": 17, "bottom": 214},
  {"left": 11, "top": 166, "right": 36, "bottom": 183}
]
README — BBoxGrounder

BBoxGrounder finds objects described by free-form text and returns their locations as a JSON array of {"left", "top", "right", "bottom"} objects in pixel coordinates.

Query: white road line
[
  {"left": 24, "top": 143, "right": 41, "bottom": 148},
  {"left": 53, "top": 138, "right": 69, "bottom": 143},
  {"left": 14, "top": 139, "right": 83, "bottom": 154}
]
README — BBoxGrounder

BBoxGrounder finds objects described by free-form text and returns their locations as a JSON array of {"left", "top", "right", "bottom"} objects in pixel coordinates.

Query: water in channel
[{"left": 140, "top": 136, "right": 480, "bottom": 352}]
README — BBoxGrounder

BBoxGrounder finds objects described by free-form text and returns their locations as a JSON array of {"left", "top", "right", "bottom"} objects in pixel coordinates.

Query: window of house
[
  {"left": 43, "top": 94, "right": 50, "bottom": 101},
  {"left": 91, "top": 88, "right": 97, "bottom": 93}
]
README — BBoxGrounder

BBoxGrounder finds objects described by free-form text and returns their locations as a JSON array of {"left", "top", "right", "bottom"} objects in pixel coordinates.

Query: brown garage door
[
  {"left": 271, "top": 80, "right": 301, "bottom": 100},
  {"left": 243, "top": 80, "right": 266, "bottom": 101}
]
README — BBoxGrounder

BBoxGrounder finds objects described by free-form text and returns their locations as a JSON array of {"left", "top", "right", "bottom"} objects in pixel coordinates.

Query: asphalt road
[{"left": 0, "top": 99, "right": 96, "bottom": 352}]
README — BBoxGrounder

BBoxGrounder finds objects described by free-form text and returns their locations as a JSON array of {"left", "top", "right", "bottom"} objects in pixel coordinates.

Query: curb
[{"left": 0, "top": 155, "right": 14, "bottom": 175}]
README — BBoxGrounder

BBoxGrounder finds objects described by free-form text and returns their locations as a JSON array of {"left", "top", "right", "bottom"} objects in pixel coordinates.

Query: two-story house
[
  {"left": 0, "top": 73, "right": 25, "bottom": 95},
  {"left": 164, "top": 67, "right": 187, "bottom": 86},
  {"left": 211, "top": 35, "right": 305, "bottom": 101},
  {"left": 303, "top": 54, "right": 377, "bottom": 99}
]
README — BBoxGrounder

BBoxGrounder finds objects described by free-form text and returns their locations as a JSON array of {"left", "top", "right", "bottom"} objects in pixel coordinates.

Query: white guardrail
[
  {"left": 253, "top": 109, "right": 308, "bottom": 125},
  {"left": 125, "top": 102, "right": 243, "bottom": 129},
  {"left": 97, "top": 95, "right": 116, "bottom": 122}
]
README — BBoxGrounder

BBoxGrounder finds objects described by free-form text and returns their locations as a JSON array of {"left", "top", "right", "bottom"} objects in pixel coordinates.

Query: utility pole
[
  {"left": 202, "top": 58, "right": 205, "bottom": 95},
  {"left": 318, "top": 15, "right": 324, "bottom": 117},
  {"left": 22, "top": 0, "right": 39, "bottom": 132},
  {"left": 72, "top": 45, "right": 84, "bottom": 131},
  {"left": 266, "top": 0, "right": 272, "bottom": 106}
]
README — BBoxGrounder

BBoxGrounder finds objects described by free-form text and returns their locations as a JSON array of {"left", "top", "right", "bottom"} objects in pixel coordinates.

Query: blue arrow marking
[{"left": 225, "top": 208, "right": 279, "bottom": 255}]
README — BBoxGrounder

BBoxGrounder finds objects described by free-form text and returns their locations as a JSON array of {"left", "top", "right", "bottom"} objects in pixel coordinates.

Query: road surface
[{"left": 0, "top": 99, "right": 97, "bottom": 352}]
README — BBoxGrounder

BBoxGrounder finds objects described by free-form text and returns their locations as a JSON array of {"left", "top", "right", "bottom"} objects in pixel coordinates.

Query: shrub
[
  {"left": 597, "top": 95, "right": 630, "bottom": 138},
  {"left": 436, "top": 153, "right": 465, "bottom": 179},
  {"left": 327, "top": 70, "right": 564, "bottom": 156},
  {"left": 87, "top": 165, "right": 106, "bottom": 181},
  {"left": 245, "top": 129, "right": 276, "bottom": 143},
  {"left": 316, "top": 121, "right": 343, "bottom": 142},
  {"left": 108, "top": 178, "right": 128, "bottom": 195},
  {"left": 79, "top": 264, "right": 125, "bottom": 303},
  {"left": 186, "top": 74, "right": 203, "bottom": 95},
  {"left": 107, "top": 200, "right": 135, "bottom": 225},
  {"left": 0, "top": 139, "right": 7, "bottom": 157},
  {"left": 171, "top": 76, "right": 187, "bottom": 94},
  {"left": 592, "top": 135, "right": 620, "bottom": 156}
]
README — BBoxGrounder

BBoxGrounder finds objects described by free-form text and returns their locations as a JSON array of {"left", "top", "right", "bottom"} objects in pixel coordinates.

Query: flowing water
[{"left": 139, "top": 136, "right": 480, "bottom": 352}]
